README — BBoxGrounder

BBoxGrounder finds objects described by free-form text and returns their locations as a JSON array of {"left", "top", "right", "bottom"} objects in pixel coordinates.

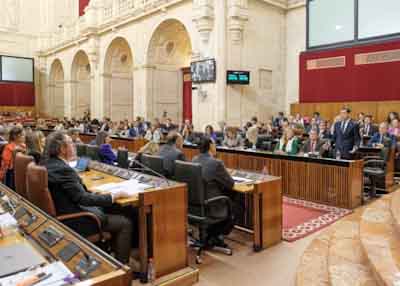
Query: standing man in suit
[
  {"left": 333, "top": 107, "right": 361, "bottom": 159},
  {"left": 44, "top": 131, "right": 134, "bottom": 264},
  {"left": 192, "top": 137, "right": 235, "bottom": 245},
  {"left": 158, "top": 131, "right": 186, "bottom": 177}
]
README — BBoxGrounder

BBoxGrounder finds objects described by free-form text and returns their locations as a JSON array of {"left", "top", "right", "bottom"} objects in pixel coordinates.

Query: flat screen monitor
[
  {"left": 227, "top": 70, "right": 250, "bottom": 85},
  {"left": 191, "top": 59, "right": 216, "bottom": 83},
  {"left": 1, "top": 56, "right": 34, "bottom": 83}
]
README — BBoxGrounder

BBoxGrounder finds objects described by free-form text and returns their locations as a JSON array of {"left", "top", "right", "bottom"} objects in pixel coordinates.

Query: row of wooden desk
[{"left": 68, "top": 131, "right": 364, "bottom": 209}]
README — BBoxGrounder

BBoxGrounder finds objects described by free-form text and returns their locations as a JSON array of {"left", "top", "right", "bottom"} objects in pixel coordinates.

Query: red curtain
[
  {"left": 79, "top": 0, "right": 90, "bottom": 16},
  {"left": 300, "top": 39, "right": 400, "bottom": 103},
  {"left": 0, "top": 82, "right": 35, "bottom": 106},
  {"left": 182, "top": 68, "right": 192, "bottom": 122}
]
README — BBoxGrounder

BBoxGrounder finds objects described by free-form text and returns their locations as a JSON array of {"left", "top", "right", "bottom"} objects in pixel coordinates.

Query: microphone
[{"left": 129, "top": 158, "right": 171, "bottom": 186}]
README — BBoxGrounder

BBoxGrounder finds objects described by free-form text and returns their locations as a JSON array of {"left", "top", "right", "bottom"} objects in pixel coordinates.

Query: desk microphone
[{"left": 130, "top": 159, "right": 171, "bottom": 186}]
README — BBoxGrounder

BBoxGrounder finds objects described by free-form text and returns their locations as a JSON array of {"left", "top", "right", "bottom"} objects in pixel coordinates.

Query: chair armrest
[
  {"left": 364, "top": 159, "right": 386, "bottom": 169},
  {"left": 57, "top": 212, "right": 104, "bottom": 241},
  {"left": 204, "top": 196, "right": 233, "bottom": 219}
]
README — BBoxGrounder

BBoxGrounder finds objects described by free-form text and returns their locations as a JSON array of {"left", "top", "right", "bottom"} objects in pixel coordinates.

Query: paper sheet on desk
[
  {"left": 94, "top": 179, "right": 152, "bottom": 196},
  {"left": 0, "top": 261, "right": 73, "bottom": 286},
  {"left": 232, "top": 176, "right": 253, "bottom": 183}
]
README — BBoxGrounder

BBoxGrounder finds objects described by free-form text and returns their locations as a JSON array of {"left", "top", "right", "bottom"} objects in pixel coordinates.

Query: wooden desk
[
  {"left": 79, "top": 163, "right": 198, "bottom": 285},
  {"left": 230, "top": 172, "right": 282, "bottom": 251},
  {"left": 183, "top": 145, "right": 363, "bottom": 209},
  {"left": 0, "top": 184, "right": 131, "bottom": 286}
]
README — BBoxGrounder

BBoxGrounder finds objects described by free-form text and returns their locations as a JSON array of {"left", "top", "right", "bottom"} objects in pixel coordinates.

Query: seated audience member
[
  {"left": 100, "top": 117, "right": 112, "bottom": 132},
  {"left": 96, "top": 131, "right": 117, "bottom": 164},
  {"left": 250, "top": 116, "right": 258, "bottom": 126},
  {"left": 387, "top": 112, "right": 399, "bottom": 125},
  {"left": 179, "top": 119, "right": 193, "bottom": 134},
  {"left": 25, "top": 130, "right": 45, "bottom": 163},
  {"left": 163, "top": 118, "right": 176, "bottom": 133},
  {"left": 389, "top": 118, "right": 400, "bottom": 137},
  {"left": 192, "top": 137, "right": 235, "bottom": 245},
  {"left": 301, "top": 129, "right": 329, "bottom": 156},
  {"left": 246, "top": 125, "right": 259, "bottom": 148},
  {"left": 318, "top": 120, "right": 331, "bottom": 140},
  {"left": 360, "top": 115, "right": 377, "bottom": 137},
  {"left": 332, "top": 108, "right": 360, "bottom": 159},
  {"left": 273, "top": 112, "right": 286, "bottom": 127},
  {"left": 182, "top": 124, "right": 196, "bottom": 143},
  {"left": 358, "top": 112, "right": 365, "bottom": 126},
  {"left": 68, "top": 128, "right": 83, "bottom": 144},
  {"left": 205, "top": 125, "right": 217, "bottom": 142},
  {"left": 158, "top": 132, "right": 185, "bottom": 176},
  {"left": 368, "top": 122, "right": 396, "bottom": 149},
  {"left": 305, "top": 117, "right": 319, "bottom": 134},
  {"left": 274, "top": 128, "right": 299, "bottom": 155},
  {"left": 134, "top": 141, "right": 160, "bottom": 165},
  {"left": 312, "top": 112, "right": 322, "bottom": 125},
  {"left": 44, "top": 132, "right": 133, "bottom": 264},
  {"left": 293, "top": 113, "right": 304, "bottom": 127},
  {"left": 0, "top": 127, "right": 26, "bottom": 189},
  {"left": 223, "top": 127, "right": 241, "bottom": 148},
  {"left": 0, "top": 126, "right": 7, "bottom": 142},
  {"left": 144, "top": 123, "right": 162, "bottom": 143}
]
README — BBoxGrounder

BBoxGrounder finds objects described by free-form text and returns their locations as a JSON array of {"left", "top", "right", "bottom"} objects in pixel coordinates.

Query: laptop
[
  {"left": 0, "top": 244, "right": 46, "bottom": 278},
  {"left": 74, "top": 157, "right": 90, "bottom": 173}
]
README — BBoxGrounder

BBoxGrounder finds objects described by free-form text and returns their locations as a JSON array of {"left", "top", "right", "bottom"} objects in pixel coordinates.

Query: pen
[{"left": 31, "top": 273, "right": 52, "bottom": 285}]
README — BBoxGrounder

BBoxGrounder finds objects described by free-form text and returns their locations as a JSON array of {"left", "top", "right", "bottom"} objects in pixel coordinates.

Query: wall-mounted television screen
[
  {"left": 1, "top": 56, "right": 34, "bottom": 83},
  {"left": 227, "top": 70, "right": 250, "bottom": 85},
  {"left": 191, "top": 59, "right": 216, "bottom": 83}
]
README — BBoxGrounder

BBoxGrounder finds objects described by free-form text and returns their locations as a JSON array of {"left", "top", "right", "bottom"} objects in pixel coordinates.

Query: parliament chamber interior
[{"left": 1, "top": 0, "right": 400, "bottom": 285}]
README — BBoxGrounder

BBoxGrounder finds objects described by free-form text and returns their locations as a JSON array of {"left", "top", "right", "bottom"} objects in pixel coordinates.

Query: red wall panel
[
  {"left": 79, "top": 0, "right": 90, "bottom": 16},
  {"left": 300, "top": 40, "right": 400, "bottom": 103},
  {"left": 0, "top": 82, "right": 35, "bottom": 106}
]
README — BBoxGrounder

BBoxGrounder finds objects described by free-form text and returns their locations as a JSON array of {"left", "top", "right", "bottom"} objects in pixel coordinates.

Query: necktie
[
  {"left": 341, "top": 121, "right": 345, "bottom": 132},
  {"left": 312, "top": 142, "right": 315, "bottom": 152}
]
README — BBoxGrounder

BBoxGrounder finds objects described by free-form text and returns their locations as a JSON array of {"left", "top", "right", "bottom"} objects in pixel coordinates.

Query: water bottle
[
  {"left": 147, "top": 258, "right": 156, "bottom": 284},
  {"left": 336, "top": 150, "right": 341, "bottom": 160}
]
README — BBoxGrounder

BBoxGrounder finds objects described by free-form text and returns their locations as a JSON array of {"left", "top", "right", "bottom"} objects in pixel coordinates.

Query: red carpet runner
[{"left": 282, "top": 197, "right": 352, "bottom": 242}]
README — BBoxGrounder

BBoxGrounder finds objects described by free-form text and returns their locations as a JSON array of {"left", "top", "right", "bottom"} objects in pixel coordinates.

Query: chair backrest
[
  {"left": 117, "top": 149, "right": 129, "bottom": 169},
  {"left": 87, "top": 145, "right": 101, "bottom": 161},
  {"left": 14, "top": 153, "right": 34, "bottom": 198},
  {"left": 26, "top": 162, "right": 57, "bottom": 217},
  {"left": 76, "top": 144, "right": 88, "bottom": 158},
  {"left": 141, "top": 154, "right": 165, "bottom": 176},
  {"left": 174, "top": 160, "right": 206, "bottom": 217}
]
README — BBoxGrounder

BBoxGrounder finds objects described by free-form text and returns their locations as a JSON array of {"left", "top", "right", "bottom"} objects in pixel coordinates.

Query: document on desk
[
  {"left": 0, "top": 261, "right": 73, "bottom": 286},
  {"left": 232, "top": 176, "right": 253, "bottom": 183},
  {"left": 93, "top": 179, "right": 152, "bottom": 196}
]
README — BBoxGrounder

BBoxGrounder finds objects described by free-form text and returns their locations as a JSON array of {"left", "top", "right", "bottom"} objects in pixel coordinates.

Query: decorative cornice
[
  {"left": 192, "top": 0, "right": 214, "bottom": 44},
  {"left": 228, "top": 0, "right": 249, "bottom": 44}
]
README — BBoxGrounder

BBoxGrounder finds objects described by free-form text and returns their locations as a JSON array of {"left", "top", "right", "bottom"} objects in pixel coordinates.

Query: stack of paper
[
  {"left": 94, "top": 179, "right": 152, "bottom": 196},
  {"left": 232, "top": 176, "right": 253, "bottom": 183}
]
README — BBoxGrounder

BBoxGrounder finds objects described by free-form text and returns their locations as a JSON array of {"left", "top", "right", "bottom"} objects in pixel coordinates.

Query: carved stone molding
[
  {"left": 228, "top": 0, "right": 249, "bottom": 44},
  {"left": 87, "top": 36, "right": 100, "bottom": 71},
  {"left": 192, "top": 0, "right": 214, "bottom": 43}
]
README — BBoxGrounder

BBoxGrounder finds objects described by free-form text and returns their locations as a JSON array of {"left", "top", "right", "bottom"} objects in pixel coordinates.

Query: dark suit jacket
[
  {"left": 158, "top": 144, "right": 186, "bottom": 176},
  {"left": 333, "top": 120, "right": 361, "bottom": 159},
  {"left": 192, "top": 153, "right": 234, "bottom": 218},
  {"left": 301, "top": 139, "right": 326, "bottom": 154},
  {"left": 45, "top": 157, "right": 113, "bottom": 236},
  {"left": 100, "top": 144, "right": 116, "bottom": 165},
  {"left": 368, "top": 133, "right": 396, "bottom": 148},
  {"left": 360, "top": 124, "right": 378, "bottom": 137},
  {"left": 319, "top": 130, "right": 331, "bottom": 140}
]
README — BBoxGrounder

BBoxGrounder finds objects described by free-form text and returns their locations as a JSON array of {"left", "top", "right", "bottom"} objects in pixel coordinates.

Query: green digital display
[{"left": 227, "top": 70, "right": 250, "bottom": 85}]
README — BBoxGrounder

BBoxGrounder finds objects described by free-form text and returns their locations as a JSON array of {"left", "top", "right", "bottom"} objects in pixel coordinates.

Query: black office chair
[
  {"left": 174, "top": 160, "right": 233, "bottom": 264},
  {"left": 141, "top": 154, "right": 166, "bottom": 177},
  {"left": 76, "top": 144, "right": 88, "bottom": 158},
  {"left": 87, "top": 145, "right": 101, "bottom": 161},
  {"left": 363, "top": 148, "right": 389, "bottom": 201},
  {"left": 117, "top": 149, "right": 129, "bottom": 169},
  {"left": 256, "top": 135, "right": 272, "bottom": 151}
]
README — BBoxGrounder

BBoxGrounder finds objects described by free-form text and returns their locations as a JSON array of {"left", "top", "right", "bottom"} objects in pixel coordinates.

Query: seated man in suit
[
  {"left": 301, "top": 129, "right": 330, "bottom": 156},
  {"left": 192, "top": 137, "right": 235, "bottom": 246},
  {"left": 332, "top": 107, "right": 361, "bottom": 159},
  {"left": 44, "top": 131, "right": 133, "bottom": 264},
  {"left": 360, "top": 115, "right": 377, "bottom": 137},
  {"left": 368, "top": 122, "right": 396, "bottom": 149},
  {"left": 158, "top": 131, "right": 186, "bottom": 177},
  {"left": 318, "top": 121, "right": 331, "bottom": 140}
]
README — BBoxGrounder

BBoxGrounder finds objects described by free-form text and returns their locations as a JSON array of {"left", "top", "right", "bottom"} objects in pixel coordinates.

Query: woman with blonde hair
[{"left": 274, "top": 128, "right": 299, "bottom": 155}]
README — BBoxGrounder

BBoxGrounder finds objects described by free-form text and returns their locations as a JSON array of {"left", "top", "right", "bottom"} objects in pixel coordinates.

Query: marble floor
[{"left": 189, "top": 229, "right": 321, "bottom": 286}]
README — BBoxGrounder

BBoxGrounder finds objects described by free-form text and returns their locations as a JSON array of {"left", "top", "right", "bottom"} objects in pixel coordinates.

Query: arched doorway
[
  {"left": 103, "top": 37, "right": 134, "bottom": 121},
  {"left": 48, "top": 59, "right": 65, "bottom": 118},
  {"left": 71, "top": 50, "right": 91, "bottom": 118},
  {"left": 147, "top": 19, "right": 192, "bottom": 122}
]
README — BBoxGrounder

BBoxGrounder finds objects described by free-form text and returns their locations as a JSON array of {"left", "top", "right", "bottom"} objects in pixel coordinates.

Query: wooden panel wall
[{"left": 291, "top": 101, "right": 400, "bottom": 123}]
